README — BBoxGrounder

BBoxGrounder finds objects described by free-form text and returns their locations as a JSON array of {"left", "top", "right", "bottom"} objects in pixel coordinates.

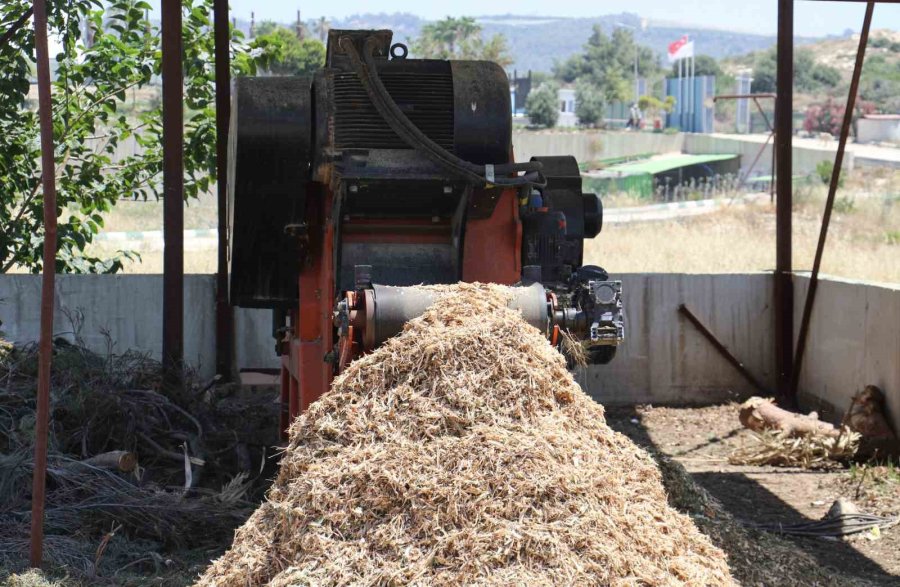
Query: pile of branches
[
  {"left": 729, "top": 428, "right": 860, "bottom": 468},
  {"left": 0, "top": 338, "right": 274, "bottom": 582},
  {"left": 729, "top": 397, "right": 860, "bottom": 468}
]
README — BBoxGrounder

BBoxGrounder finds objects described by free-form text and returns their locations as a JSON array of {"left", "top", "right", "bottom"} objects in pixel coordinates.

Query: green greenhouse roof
[{"left": 605, "top": 154, "right": 739, "bottom": 175}]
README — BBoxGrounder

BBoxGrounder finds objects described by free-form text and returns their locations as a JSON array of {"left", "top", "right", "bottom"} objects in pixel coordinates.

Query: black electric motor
[{"left": 228, "top": 29, "right": 516, "bottom": 307}]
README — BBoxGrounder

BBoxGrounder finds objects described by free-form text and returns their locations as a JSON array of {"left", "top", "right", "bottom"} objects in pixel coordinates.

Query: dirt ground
[{"left": 606, "top": 404, "right": 900, "bottom": 586}]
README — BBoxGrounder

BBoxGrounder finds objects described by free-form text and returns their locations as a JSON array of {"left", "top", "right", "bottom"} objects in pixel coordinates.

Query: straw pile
[
  {"left": 197, "top": 283, "right": 734, "bottom": 586},
  {"left": 729, "top": 428, "right": 860, "bottom": 468}
]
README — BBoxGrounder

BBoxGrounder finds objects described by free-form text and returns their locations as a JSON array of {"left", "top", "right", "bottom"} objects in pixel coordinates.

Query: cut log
[
  {"left": 738, "top": 397, "right": 839, "bottom": 438},
  {"left": 81, "top": 450, "right": 138, "bottom": 472}
]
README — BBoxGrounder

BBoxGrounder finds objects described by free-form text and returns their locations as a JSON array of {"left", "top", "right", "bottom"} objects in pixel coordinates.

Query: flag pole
[
  {"left": 679, "top": 57, "right": 684, "bottom": 130},
  {"left": 689, "top": 50, "right": 694, "bottom": 132},
  {"left": 691, "top": 51, "right": 696, "bottom": 131}
]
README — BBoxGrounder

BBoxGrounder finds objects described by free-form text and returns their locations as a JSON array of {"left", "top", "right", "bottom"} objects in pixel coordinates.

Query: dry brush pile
[
  {"left": 198, "top": 283, "right": 735, "bottom": 586},
  {"left": 0, "top": 337, "right": 275, "bottom": 583}
]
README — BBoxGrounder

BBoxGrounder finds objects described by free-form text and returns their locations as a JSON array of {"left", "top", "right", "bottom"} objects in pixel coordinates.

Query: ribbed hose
[{"left": 339, "top": 36, "right": 545, "bottom": 188}]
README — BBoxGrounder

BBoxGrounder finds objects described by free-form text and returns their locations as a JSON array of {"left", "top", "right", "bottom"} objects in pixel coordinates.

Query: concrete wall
[
  {"left": 511, "top": 130, "right": 851, "bottom": 177},
  {"left": 794, "top": 275, "right": 900, "bottom": 432},
  {"left": 580, "top": 273, "right": 774, "bottom": 405},
  {"left": 0, "top": 273, "right": 772, "bottom": 405},
  {"left": 512, "top": 130, "right": 684, "bottom": 163},
  {"left": 683, "top": 133, "right": 853, "bottom": 177},
  {"left": 857, "top": 117, "right": 900, "bottom": 145},
  {"left": 0, "top": 275, "right": 277, "bottom": 376},
  {"left": 2, "top": 273, "right": 896, "bottom": 432}
]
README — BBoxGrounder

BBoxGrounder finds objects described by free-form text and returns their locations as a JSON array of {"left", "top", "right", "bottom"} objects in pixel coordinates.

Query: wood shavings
[{"left": 196, "top": 283, "right": 734, "bottom": 586}]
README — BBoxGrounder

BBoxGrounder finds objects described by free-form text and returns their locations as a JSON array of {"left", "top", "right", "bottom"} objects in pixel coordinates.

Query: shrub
[
  {"left": 804, "top": 99, "right": 876, "bottom": 136},
  {"left": 816, "top": 160, "right": 845, "bottom": 189},
  {"left": 574, "top": 81, "right": 605, "bottom": 127},
  {"left": 526, "top": 82, "right": 560, "bottom": 128}
]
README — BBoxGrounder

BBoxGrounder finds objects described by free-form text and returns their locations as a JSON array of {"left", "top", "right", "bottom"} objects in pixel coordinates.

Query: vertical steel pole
[
  {"left": 774, "top": 0, "right": 794, "bottom": 404},
  {"left": 634, "top": 45, "right": 639, "bottom": 102},
  {"left": 214, "top": 0, "right": 234, "bottom": 379},
  {"left": 29, "top": 0, "right": 58, "bottom": 567},
  {"left": 791, "top": 2, "right": 874, "bottom": 396},
  {"left": 679, "top": 58, "right": 683, "bottom": 129},
  {"left": 692, "top": 54, "right": 696, "bottom": 131},
  {"left": 162, "top": 0, "right": 184, "bottom": 388}
]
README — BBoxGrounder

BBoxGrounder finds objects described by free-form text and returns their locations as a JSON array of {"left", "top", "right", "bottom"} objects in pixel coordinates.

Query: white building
[
  {"left": 557, "top": 87, "right": 577, "bottom": 127},
  {"left": 856, "top": 114, "right": 900, "bottom": 145}
]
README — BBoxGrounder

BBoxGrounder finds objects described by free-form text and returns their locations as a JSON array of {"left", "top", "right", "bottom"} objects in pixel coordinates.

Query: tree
[
  {"left": 752, "top": 47, "right": 841, "bottom": 94},
  {"left": 0, "top": 0, "right": 274, "bottom": 273},
  {"left": 256, "top": 26, "right": 325, "bottom": 76},
  {"left": 526, "top": 82, "right": 559, "bottom": 128},
  {"left": 554, "top": 26, "right": 660, "bottom": 102},
  {"left": 313, "top": 17, "right": 329, "bottom": 42},
  {"left": 803, "top": 97, "right": 875, "bottom": 136},
  {"left": 859, "top": 54, "right": 900, "bottom": 112},
  {"left": 410, "top": 17, "right": 513, "bottom": 67},
  {"left": 574, "top": 81, "right": 605, "bottom": 127},
  {"left": 255, "top": 19, "right": 279, "bottom": 37},
  {"left": 638, "top": 95, "right": 676, "bottom": 127},
  {"left": 670, "top": 54, "right": 721, "bottom": 78}
]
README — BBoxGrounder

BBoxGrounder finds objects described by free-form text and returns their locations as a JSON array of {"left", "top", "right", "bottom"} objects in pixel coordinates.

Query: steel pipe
[
  {"left": 213, "top": 0, "right": 234, "bottom": 379},
  {"left": 791, "top": 2, "right": 875, "bottom": 395},
  {"left": 162, "top": 0, "right": 184, "bottom": 388},
  {"left": 774, "top": 0, "right": 794, "bottom": 405},
  {"left": 29, "top": 0, "right": 58, "bottom": 568}
]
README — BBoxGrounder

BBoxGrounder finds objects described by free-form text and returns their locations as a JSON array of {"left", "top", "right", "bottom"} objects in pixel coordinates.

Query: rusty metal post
[
  {"left": 678, "top": 305, "right": 768, "bottom": 394},
  {"left": 0, "top": 6, "right": 33, "bottom": 48},
  {"left": 214, "top": 0, "right": 234, "bottom": 379},
  {"left": 29, "top": 0, "right": 58, "bottom": 568},
  {"left": 791, "top": 2, "right": 875, "bottom": 396},
  {"left": 774, "top": 0, "right": 794, "bottom": 405},
  {"left": 162, "top": 0, "right": 184, "bottom": 388}
]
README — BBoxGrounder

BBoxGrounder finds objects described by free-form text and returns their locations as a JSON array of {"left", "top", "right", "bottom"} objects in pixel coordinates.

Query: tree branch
[{"left": 0, "top": 7, "right": 33, "bottom": 50}]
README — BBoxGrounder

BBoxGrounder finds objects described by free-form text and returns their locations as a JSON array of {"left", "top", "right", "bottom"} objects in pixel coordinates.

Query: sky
[{"left": 146, "top": 0, "right": 900, "bottom": 38}]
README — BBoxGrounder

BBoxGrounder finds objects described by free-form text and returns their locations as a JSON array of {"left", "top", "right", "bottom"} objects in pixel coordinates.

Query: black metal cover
[
  {"left": 320, "top": 34, "right": 512, "bottom": 167},
  {"left": 228, "top": 76, "right": 312, "bottom": 308},
  {"left": 522, "top": 156, "right": 603, "bottom": 285}
]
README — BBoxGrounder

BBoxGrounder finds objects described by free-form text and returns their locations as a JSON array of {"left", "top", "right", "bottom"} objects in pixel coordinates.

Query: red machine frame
[{"left": 280, "top": 188, "right": 523, "bottom": 428}]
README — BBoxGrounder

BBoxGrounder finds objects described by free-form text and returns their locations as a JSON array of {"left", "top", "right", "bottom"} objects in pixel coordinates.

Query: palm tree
[{"left": 314, "top": 17, "right": 329, "bottom": 43}]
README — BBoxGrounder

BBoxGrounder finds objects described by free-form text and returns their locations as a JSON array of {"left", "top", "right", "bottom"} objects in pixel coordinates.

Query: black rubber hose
[{"left": 339, "top": 36, "right": 545, "bottom": 188}]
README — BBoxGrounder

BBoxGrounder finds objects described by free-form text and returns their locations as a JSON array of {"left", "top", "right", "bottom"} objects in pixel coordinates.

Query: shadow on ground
[{"left": 606, "top": 405, "right": 898, "bottom": 586}]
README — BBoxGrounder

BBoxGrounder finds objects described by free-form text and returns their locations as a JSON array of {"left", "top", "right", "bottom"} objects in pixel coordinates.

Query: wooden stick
[{"left": 82, "top": 451, "right": 138, "bottom": 473}]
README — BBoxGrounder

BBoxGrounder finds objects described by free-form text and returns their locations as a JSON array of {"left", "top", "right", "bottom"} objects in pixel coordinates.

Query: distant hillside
[
  {"left": 231, "top": 12, "right": 832, "bottom": 74},
  {"left": 314, "top": 12, "right": 828, "bottom": 73},
  {"left": 725, "top": 28, "right": 900, "bottom": 75},
  {"left": 722, "top": 29, "right": 900, "bottom": 111}
]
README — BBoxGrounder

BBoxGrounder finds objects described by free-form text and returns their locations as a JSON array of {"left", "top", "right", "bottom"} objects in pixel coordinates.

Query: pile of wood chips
[{"left": 196, "top": 283, "right": 735, "bottom": 586}]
